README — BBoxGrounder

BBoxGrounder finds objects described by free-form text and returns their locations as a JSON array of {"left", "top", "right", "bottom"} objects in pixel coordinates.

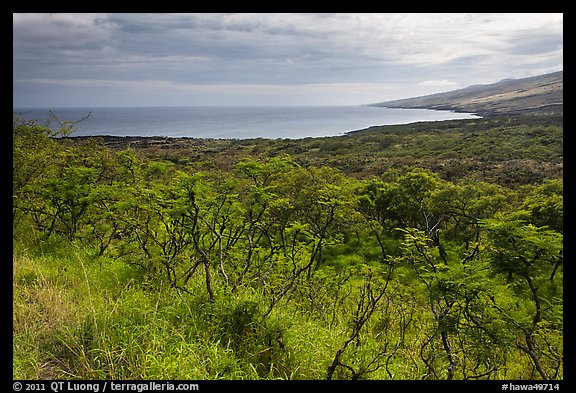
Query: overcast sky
[{"left": 13, "top": 13, "right": 563, "bottom": 108}]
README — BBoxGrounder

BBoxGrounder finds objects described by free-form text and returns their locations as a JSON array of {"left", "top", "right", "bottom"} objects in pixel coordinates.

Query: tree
[
  {"left": 19, "top": 165, "right": 99, "bottom": 240},
  {"left": 480, "top": 217, "right": 563, "bottom": 379},
  {"left": 358, "top": 169, "right": 444, "bottom": 260},
  {"left": 287, "top": 166, "right": 361, "bottom": 277},
  {"left": 398, "top": 225, "right": 518, "bottom": 380},
  {"left": 13, "top": 118, "right": 65, "bottom": 223},
  {"left": 326, "top": 264, "right": 394, "bottom": 380},
  {"left": 521, "top": 180, "right": 563, "bottom": 233}
]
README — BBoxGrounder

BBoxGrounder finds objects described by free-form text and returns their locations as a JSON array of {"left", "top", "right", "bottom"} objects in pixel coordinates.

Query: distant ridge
[{"left": 370, "top": 71, "right": 563, "bottom": 116}]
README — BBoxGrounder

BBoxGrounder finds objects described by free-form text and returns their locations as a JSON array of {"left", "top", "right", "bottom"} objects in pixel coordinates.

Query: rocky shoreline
[{"left": 64, "top": 135, "right": 209, "bottom": 150}]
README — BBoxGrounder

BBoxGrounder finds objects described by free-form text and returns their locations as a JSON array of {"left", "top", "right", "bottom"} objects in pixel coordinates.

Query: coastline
[
  {"left": 63, "top": 115, "right": 481, "bottom": 148},
  {"left": 369, "top": 103, "right": 563, "bottom": 118},
  {"left": 59, "top": 114, "right": 563, "bottom": 189}
]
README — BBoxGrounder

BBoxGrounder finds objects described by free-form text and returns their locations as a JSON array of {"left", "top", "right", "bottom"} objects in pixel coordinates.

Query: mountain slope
[{"left": 370, "top": 71, "right": 563, "bottom": 116}]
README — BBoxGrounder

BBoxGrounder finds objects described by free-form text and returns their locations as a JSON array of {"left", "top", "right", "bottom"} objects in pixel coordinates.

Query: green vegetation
[
  {"left": 95, "top": 115, "right": 562, "bottom": 188},
  {"left": 13, "top": 114, "right": 562, "bottom": 380}
]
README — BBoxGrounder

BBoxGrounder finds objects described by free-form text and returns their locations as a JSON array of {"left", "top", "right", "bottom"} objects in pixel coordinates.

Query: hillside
[
  {"left": 370, "top": 71, "right": 563, "bottom": 116},
  {"left": 13, "top": 109, "right": 564, "bottom": 381}
]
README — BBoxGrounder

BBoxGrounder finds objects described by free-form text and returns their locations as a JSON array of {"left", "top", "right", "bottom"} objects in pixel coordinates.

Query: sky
[{"left": 13, "top": 13, "right": 563, "bottom": 108}]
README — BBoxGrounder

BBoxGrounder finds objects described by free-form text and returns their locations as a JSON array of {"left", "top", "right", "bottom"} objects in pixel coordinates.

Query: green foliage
[
  {"left": 520, "top": 180, "right": 563, "bottom": 232},
  {"left": 13, "top": 116, "right": 563, "bottom": 380},
  {"left": 480, "top": 216, "right": 563, "bottom": 379}
]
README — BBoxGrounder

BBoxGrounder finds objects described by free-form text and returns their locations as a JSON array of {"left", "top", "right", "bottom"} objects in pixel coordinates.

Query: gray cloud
[{"left": 13, "top": 13, "right": 563, "bottom": 107}]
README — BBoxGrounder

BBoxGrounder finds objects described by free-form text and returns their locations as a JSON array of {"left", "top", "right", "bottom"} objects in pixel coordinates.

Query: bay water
[{"left": 13, "top": 106, "right": 479, "bottom": 139}]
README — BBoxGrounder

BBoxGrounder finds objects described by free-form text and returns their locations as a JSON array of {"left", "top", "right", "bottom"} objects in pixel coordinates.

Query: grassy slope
[
  {"left": 13, "top": 232, "right": 343, "bottom": 380},
  {"left": 13, "top": 226, "right": 546, "bottom": 380}
]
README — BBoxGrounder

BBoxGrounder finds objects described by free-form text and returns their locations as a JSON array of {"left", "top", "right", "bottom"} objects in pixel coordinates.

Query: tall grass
[
  {"left": 14, "top": 231, "right": 543, "bottom": 380},
  {"left": 13, "top": 234, "right": 344, "bottom": 379}
]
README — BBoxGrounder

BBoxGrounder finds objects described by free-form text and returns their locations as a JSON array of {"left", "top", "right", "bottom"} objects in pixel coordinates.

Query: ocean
[{"left": 13, "top": 106, "right": 480, "bottom": 140}]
